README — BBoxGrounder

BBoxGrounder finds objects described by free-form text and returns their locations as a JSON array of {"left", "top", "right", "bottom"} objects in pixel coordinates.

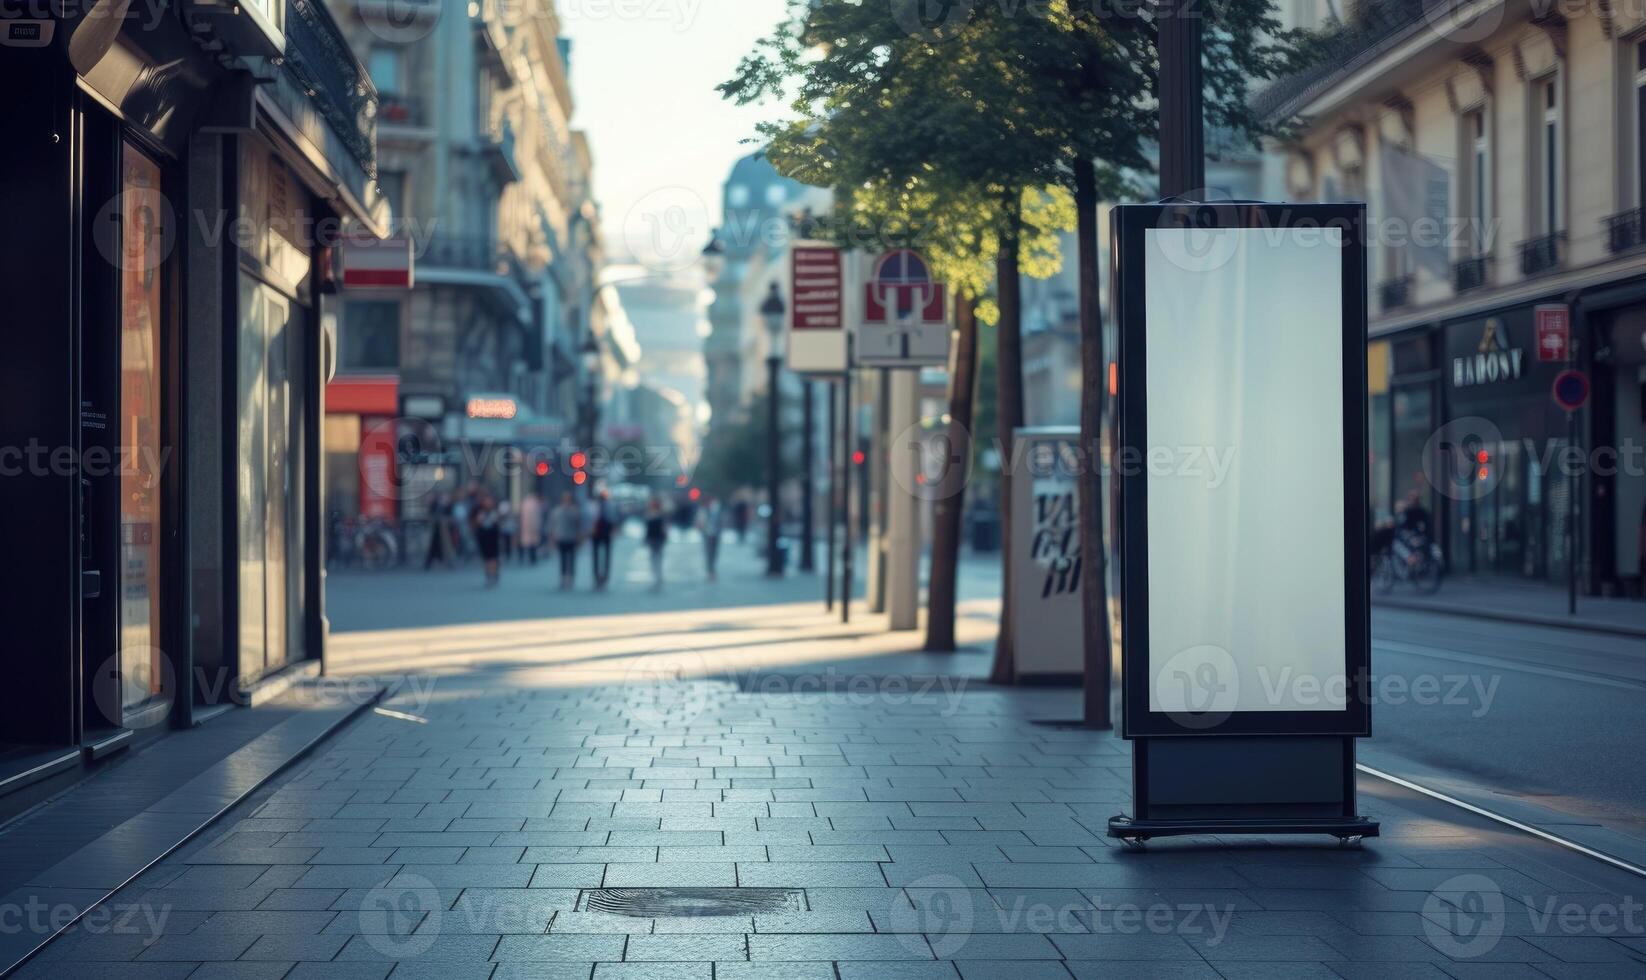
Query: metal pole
[
  {"left": 767, "top": 357, "right": 783, "bottom": 577},
  {"left": 842, "top": 348, "right": 855, "bottom": 623},
  {"left": 826, "top": 382, "right": 838, "bottom": 611},
  {"left": 1568, "top": 409, "right": 1578, "bottom": 616},
  {"left": 801, "top": 381, "right": 816, "bottom": 572},
  {"left": 1157, "top": 0, "right": 1205, "bottom": 198}
]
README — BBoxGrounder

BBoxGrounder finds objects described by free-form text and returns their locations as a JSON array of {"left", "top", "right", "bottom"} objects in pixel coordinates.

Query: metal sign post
[
  {"left": 1553, "top": 369, "right": 1590, "bottom": 617},
  {"left": 1107, "top": 202, "right": 1378, "bottom": 845}
]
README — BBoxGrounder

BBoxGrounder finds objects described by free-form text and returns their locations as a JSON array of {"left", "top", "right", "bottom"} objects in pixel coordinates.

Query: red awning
[{"left": 327, "top": 376, "right": 398, "bottom": 416}]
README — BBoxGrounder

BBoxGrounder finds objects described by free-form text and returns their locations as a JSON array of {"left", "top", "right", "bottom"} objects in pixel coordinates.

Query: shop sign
[
  {"left": 1535, "top": 304, "right": 1570, "bottom": 363},
  {"left": 1452, "top": 318, "right": 1524, "bottom": 388}
]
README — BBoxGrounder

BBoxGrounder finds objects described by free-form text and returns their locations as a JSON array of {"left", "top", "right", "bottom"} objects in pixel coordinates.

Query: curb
[
  {"left": 0, "top": 678, "right": 392, "bottom": 978},
  {"left": 1373, "top": 597, "right": 1646, "bottom": 640}
]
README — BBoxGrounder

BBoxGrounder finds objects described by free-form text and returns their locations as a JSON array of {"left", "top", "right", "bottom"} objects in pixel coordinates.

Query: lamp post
[
  {"left": 578, "top": 334, "right": 601, "bottom": 453},
  {"left": 761, "top": 282, "right": 787, "bottom": 577}
]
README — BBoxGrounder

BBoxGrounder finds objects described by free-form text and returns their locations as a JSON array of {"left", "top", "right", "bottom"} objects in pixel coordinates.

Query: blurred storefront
[{"left": 0, "top": 0, "right": 385, "bottom": 810}]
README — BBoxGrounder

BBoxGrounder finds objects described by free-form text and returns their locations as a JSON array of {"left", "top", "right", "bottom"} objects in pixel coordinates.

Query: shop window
[
  {"left": 1636, "top": 41, "right": 1646, "bottom": 205},
  {"left": 341, "top": 301, "right": 401, "bottom": 373}
]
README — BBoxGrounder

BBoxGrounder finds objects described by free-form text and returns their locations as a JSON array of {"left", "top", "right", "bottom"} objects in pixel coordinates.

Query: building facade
[
  {"left": 1262, "top": 0, "right": 1646, "bottom": 598},
  {"left": 0, "top": 0, "right": 384, "bottom": 808},
  {"left": 326, "top": 0, "right": 607, "bottom": 530}
]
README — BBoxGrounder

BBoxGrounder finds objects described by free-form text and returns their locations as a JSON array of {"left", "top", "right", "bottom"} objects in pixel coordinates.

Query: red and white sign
[
  {"left": 342, "top": 235, "right": 415, "bottom": 289},
  {"left": 857, "top": 249, "right": 950, "bottom": 368},
  {"left": 787, "top": 241, "right": 850, "bottom": 376},
  {"left": 1535, "top": 304, "right": 1570, "bottom": 363},
  {"left": 358, "top": 418, "right": 399, "bottom": 521},
  {"left": 791, "top": 246, "right": 843, "bottom": 331}
]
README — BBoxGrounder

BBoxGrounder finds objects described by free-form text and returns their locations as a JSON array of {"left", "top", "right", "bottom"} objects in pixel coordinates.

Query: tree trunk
[
  {"left": 989, "top": 196, "right": 1026, "bottom": 685},
  {"left": 1076, "top": 160, "right": 1115, "bottom": 728},
  {"left": 924, "top": 290, "right": 980, "bottom": 653}
]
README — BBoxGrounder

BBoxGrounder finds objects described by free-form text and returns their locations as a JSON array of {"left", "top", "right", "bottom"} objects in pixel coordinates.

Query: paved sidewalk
[
  {"left": 1375, "top": 578, "right": 1646, "bottom": 638},
  {"left": 19, "top": 600, "right": 1646, "bottom": 980}
]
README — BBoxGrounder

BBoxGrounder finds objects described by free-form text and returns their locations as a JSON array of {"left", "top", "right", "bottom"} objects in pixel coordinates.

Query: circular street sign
[{"left": 1552, "top": 369, "right": 1590, "bottom": 413}]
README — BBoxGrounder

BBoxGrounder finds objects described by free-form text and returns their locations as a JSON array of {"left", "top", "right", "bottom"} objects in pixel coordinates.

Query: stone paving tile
[{"left": 25, "top": 636, "right": 1646, "bottom": 980}]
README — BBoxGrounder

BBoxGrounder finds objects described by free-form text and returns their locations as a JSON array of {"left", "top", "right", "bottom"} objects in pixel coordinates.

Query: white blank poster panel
[{"left": 1144, "top": 227, "right": 1348, "bottom": 713}]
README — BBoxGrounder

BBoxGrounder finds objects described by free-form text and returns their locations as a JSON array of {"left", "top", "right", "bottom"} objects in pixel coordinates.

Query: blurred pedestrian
[
  {"left": 590, "top": 488, "right": 617, "bottom": 590},
  {"left": 550, "top": 491, "right": 583, "bottom": 590},
  {"left": 644, "top": 496, "right": 669, "bottom": 590},
  {"left": 471, "top": 489, "right": 502, "bottom": 587},
  {"left": 499, "top": 498, "right": 517, "bottom": 562},
  {"left": 424, "top": 492, "right": 454, "bottom": 570},
  {"left": 697, "top": 494, "right": 726, "bottom": 581},
  {"left": 519, "top": 488, "right": 544, "bottom": 566},
  {"left": 732, "top": 492, "right": 751, "bottom": 543}
]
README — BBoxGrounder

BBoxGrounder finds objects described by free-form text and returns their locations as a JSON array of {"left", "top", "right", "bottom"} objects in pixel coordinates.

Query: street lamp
[
  {"left": 579, "top": 334, "right": 601, "bottom": 458},
  {"left": 761, "top": 282, "right": 787, "bottom": 577},
  {"left": 701, "top": 235, "right": 726, "bottom": 284}
]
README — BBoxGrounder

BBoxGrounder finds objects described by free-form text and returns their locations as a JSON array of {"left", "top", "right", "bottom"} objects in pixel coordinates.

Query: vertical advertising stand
[
  {"left": 1010, "top": 427, "right": 1084, "bottom": 684},
  {"left": 1107, "top": 203, "right": 1378, "bottom": 844}
]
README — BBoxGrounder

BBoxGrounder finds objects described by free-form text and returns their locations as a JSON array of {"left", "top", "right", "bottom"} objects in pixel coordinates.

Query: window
[
  {"left": 341, "top": 301, "right": 401, "bottom": 372},
  {"left": 378, "top": 170, "right": 407, "bottom": 222},
  {"left": 765, "top": 184, "right": 787, "bottom": 207},
  {"left": 367, "top": 47, "right": 403, "bottom": 98},
  {"left": 1539, "top": 76, "right": 1560, "bottom": 234},
  {"left": 1636, "top": 41, "right": 1646, "bottom": 203},
  {"left": 1465, "top": 108, "right": 1490, "bottom": 254},
  {"left": 727, "top": 184, "right": 751, "bottom": 208}
]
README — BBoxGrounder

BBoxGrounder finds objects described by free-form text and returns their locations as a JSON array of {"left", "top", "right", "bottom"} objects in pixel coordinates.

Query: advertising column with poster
[
  {"left": 1107, "top": 203, "right": 1377, "bottom": 844},
  {"left": 1011, "top": 428, "right": 1084, "bottom": 682}
]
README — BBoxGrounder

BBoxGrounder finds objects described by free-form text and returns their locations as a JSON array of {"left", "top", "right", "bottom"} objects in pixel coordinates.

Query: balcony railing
[
  {"left": 377, "top": 94, "right": 427, "bottom": 129},
  {"left": 282, "top": 0, "right": 377, "bottom": 176},
  {"left": 1453, "top": 255, "right": 1492, "bottom": 293},
  {"left": 418, "top": 234, "right": 528, "bottom": 281},
  {"left": 1378, "top": 275, "right": 1412, "bottom": 312},
  {"left": 483, "top": 120, "right": 522, "bottom": 184},
  {"left": 1517, "top": 232, "right": 1563, "bottom": 277},
  {"left": 1604, "top": 208, "right": 1645, "bottom": 254}
]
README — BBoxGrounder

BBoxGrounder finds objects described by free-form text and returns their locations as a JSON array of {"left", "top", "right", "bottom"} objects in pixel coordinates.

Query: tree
[{"left": 724, "top": 0, "right": 1315, "bottom": 693}]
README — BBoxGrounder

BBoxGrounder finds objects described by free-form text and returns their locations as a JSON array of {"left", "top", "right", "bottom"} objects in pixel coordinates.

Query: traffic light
[
  {"left": 1476, "top": 447, "right": 1490, "bottom": 483},
  {"left": 571, "top": 450, "right": 589, "bottom": 487}
]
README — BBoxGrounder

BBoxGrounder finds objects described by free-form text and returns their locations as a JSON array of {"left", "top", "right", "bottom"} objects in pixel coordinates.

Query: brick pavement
[{"left": 17, "top": 610, "right": 1646, "bottom": 979}]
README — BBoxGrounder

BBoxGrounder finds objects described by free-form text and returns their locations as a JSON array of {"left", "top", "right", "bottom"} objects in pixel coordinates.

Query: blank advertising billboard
[{"left": 1114, "top": 205, "right": 1369, "bottom": 737}]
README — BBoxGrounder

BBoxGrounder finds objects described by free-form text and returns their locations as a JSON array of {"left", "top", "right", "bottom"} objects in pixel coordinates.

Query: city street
[{"left": 19, "top": 543, "right": 1646, "bottom": 978}]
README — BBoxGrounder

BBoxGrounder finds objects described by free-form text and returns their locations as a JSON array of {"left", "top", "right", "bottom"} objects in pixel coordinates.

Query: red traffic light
[
  {"left": 852, "top": 450, "right": 866, "bottom": 466},
  {"left": 573, "top": 471, "right": 588, "bottom": 486},
  {"left": 570, "top": 452, "right": 588, "bottom": 470},
  {"left": 535, "top": 461, "right": 550, "bottom": 477},
  {"left": 688, "top": 487, "right": 702, "bottom": 501},
  {"left": 1476, "top": 450, "right": 1489, "bottom": 465}
]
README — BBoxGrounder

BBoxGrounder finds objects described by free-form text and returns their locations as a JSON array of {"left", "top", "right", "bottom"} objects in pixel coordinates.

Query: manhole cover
[{"left": 582, "top": 888, "right": 803, "bottom": 917}]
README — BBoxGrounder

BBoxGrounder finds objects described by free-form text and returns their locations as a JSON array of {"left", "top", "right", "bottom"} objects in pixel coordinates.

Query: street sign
[
  {"left": 1552, "top": 368, "right": 1590, "bottom": 412},
  {"left": 787, "top": 242, "right": 849, "bottom": 375},
  {"left": 342, "top": 234, "right": 415, "bottom": 289},
  {"left": 1108, "top": 201, "right": 1376, "bottom": 843},
  {"left": 1536, "top": 304, "right": 1570, "bottom": 363},
  {"left": 855, "top": 248, "right": 950, "bottom": 368}
]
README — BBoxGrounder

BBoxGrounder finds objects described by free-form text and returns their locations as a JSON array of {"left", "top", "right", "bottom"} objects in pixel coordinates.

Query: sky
[{"left": 557, "top": 0, "right": 791, "bottom": 268}]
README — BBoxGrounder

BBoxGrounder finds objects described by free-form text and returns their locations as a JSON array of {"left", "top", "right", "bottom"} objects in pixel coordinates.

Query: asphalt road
[{"left": 1367, "top": 606, "right": 1646, "bottom": 844}]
